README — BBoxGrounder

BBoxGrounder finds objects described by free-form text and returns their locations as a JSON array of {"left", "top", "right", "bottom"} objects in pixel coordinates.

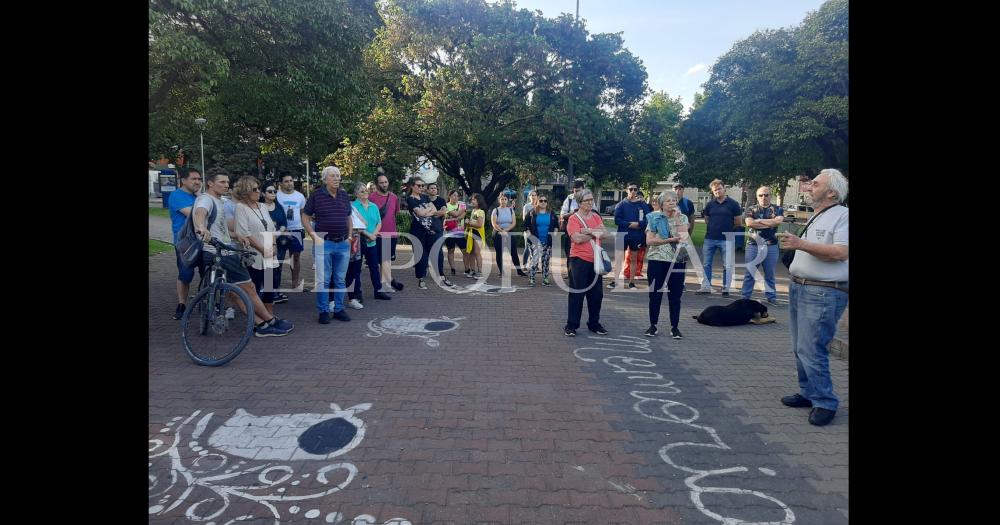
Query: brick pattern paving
[{"left": 150, "top": 216, "right": 847, "bottom": 524}]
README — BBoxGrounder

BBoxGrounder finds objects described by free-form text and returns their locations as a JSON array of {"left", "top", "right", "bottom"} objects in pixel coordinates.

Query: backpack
[{"left": 175, "top": 199, "right": 218, "bottom": 268}]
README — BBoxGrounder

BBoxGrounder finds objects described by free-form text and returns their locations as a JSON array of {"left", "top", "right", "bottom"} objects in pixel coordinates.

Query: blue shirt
[
  {"left": 168, "top": 189, "right": 198, "bottom": 243},
  {"left": 703, "top": 197, "right": 742, "bottom": 241},
  {"left": 614, "top": 199, "right": 649, "bottom": 236},
  {"left": 677, "top": 197, "right": 695, "bottom": 217},
  {"left": 535, "top": 212, "right": 551, "bottom": 237},
  {"left": 745, "top": 204, "right": 784, "bottom": 244}
]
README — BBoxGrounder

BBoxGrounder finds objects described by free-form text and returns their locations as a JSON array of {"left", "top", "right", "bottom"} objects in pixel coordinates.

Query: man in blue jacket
[
  {"left": 611, "top": 182, "right": 648, "bottom": 289},
  {"left": 696, "top": 179, "right": 743, "bottom": 297}
]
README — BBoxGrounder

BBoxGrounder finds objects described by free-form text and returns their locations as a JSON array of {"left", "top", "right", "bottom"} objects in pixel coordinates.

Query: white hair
[
  {"left": 321, "top": 166, "right": 341, "bottom": 182},
  {"left": 818, "top": 169, "right": 848, "bottom": 203}
]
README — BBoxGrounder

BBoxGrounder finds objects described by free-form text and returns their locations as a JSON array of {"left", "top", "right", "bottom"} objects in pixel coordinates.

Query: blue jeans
[
  {"left": 314, "top": 239, "right": 350, "bottom": 313},
  {"left": 741, "top": 242, "right": 779, "bottom": 300},
  {"left": 701, "top": 238, "right": 733, "bottom": 290},
  {"left": 789, "top": 282, "right": 848, "bottom": 411}
]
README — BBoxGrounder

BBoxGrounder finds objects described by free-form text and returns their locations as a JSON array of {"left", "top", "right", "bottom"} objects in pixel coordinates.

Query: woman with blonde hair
[{"left": 232, "top": 176, "right": 291, "bottom": 329}]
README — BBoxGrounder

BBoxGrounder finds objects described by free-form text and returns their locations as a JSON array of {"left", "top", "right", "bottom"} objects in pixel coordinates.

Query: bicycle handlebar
[{"left": 209, "top": 238, "right": 254, "bottom": 254}]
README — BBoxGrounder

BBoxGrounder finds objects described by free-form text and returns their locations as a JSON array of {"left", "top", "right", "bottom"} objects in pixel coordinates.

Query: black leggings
[
  {"left": 647, "top": 260, "right": 686, "bottom": 328},
  {"left": 492, "top": 232, "right": 522, "bottom": 274}
]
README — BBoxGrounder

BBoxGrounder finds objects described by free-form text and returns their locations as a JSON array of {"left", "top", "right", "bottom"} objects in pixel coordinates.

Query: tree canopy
[
  {"left": 148, "top": 0, "right": 383, "bottom": 178},
  {"left": 344, "top": 0, "right": 650, "bottom": 204},
  {"left": 676, "top": 0, "right": 848, "bottom": 200}
]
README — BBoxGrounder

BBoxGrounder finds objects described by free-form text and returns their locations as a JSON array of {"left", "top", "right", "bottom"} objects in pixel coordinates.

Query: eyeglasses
[
  {"left": 581, "top": 198, "right": 594, "bottom": 202},
  {"left": 251, "top": 187, "right": 260, "bottom": 192},
  {"left": 538, "top": 200, "right": 548, "bottom": 203},
  {"left": 265, "top": 190, "right": 276, "bottom": 194}
]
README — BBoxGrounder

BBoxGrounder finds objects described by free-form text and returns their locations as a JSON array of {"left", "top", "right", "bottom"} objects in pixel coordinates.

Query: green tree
[
  {"left": 676, "top": 0, "right": 848, "bottom": 197},
  {"left": 349, "top": 0, "right": 648, "bottom": 205},
  {"left": 149, "top": 0, "right": 383, "bottom": 169}
]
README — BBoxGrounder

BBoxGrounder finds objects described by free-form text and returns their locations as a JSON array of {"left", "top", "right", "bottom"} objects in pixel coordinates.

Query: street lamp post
[{"left": 194, "top": 118, "right": 207, "bottom": 175}]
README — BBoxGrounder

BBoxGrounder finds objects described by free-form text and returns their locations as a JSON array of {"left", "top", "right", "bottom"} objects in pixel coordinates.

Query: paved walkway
[{"left": 148, "top": 215, "right": 848, "bottom": 524}]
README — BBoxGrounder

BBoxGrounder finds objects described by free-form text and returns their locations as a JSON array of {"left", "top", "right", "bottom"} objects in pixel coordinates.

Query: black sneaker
[
  {"left": 451, "top": 268, "right": 456, "bottom": 276},
  {"left": 589, "top": 324, "right": 608, "bottom": 335},
  {"left": 781, "top": 394, "right": 813, "bottom": 408},
  {"left": 442, "top": 278, "right": 455, "bottom": 287},
  {"left": 172, "top": 303, "right": 186, "bottom": 320},
  {"left": 721, "top": 291, "right": 730, "bottom": 298},
  {"left": 273, "top": 293, "right": 289, "bottom": 304},
  {"left": 670, "top": 327, "right": 683, "bottom": 339},
  {"left": 607, "top": 281, "right": 616, "bottom": 289},
  {"left": 517, "top": 270, "right": 529, "bottom": 277},
  {"left": 374, "top": 292, "right": 392, "bottom": 300},
  {"left": 564, "top": 327, "right": 577, "bottom": 337},
  {"left": 418, "top": 279, "right": 428, "bottom": 290},
  {"left": 391, "top": 279, "right": 404, "bottom": 291},
  {"left": 644, "top": 325, "right": 658, "bottom": 337},
  {"left": 318, "top": 312, "right": 332, "bottom": 324},
  {"left": 332, "top": 310, "right": 351, "bottom": 322},
  {"left": 627, "top": 282, "right": 636, "bottom": 289},
  {"left": 808, "top": 407, "right": 836, "bottom": 426}
]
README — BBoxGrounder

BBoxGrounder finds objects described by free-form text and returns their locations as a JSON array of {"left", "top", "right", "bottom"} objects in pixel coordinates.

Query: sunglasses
[
  {"left": 627, "top": 187, "right": 638, "bottom": 191},
  {"left": 265, "top": 190, "right": 276, "bottom": 194},
  {"left": 414, "top": 184, "right": 425, "bottom": 188},
  {"left": 538, "top": 200, "right": 548, "bottom": 203},
  {"left": 251, "top": 187, "right": 260, "bottom": 191}
]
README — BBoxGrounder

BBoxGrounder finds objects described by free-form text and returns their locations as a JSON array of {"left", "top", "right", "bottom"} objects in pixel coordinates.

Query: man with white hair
[
  {"left": 303, "top": 166, "right": 354, "bottom": 324},
  {"left": 777, "top": 168, "right": 849, "bottom": 427}
]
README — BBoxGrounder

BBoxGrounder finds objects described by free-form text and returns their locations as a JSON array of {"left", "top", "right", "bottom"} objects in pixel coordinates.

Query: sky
[{"left": 502, "top": 0, "right": 828, "bottom": 111}]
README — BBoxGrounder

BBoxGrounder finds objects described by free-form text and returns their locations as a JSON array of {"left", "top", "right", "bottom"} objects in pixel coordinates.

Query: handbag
[
  {"left": 574, "top": 212, "right": 611, "bottom": 275},
  {"left": 176, "top": 199, "right": 217, "bottom": 267},
  {"left": 781, "top": 204, "right": 840, "bottom": 270}
]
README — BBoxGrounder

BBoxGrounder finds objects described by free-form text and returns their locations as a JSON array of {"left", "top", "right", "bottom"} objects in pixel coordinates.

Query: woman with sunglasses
[
  {"left": 233, "top": 176, "right": 282, "bottom": 318},
  {"left": 406, "top": 177, "right": 454, "bottom": 289},
  {"left": 522, "top": 193, "right": 557, "bottom": 287},
  {"left": 261, "top": 184, "right": 290, "bottom": 304}
]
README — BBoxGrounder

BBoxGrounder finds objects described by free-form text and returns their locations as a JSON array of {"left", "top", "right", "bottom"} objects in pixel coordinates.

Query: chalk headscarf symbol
[
  {"left": 149, "top": 403, "right": 411, "bottom": 525},
  {"left": 366, "top": 316, "right": 466, "bottom": 347}
]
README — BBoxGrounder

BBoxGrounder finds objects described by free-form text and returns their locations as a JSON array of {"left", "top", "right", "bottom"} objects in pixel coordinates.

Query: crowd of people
[{"left": 165, "top": 166, "right": 848, "bottom": 426}]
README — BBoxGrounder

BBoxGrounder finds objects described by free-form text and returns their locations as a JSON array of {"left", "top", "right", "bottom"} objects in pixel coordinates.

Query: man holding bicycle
[{"left": 194, "top": 171, "right": 292, "bottom": 337}]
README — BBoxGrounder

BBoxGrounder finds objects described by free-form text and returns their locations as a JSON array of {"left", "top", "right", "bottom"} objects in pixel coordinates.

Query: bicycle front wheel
[{"left": 181, "top": 282, "right": 255, "bottom": 366}]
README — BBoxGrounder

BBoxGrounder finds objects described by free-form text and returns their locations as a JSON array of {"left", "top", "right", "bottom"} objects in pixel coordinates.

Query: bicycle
[{"left": 180, "top": 238, "right": 256, "bottom": 366}]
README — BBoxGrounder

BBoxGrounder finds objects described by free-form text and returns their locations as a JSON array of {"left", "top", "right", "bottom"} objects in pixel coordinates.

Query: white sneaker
[
  {"left": 382, "top": 284, "right": 396, "bottom": 293},
  {"left": 348, "top": 298, "right": 365, "bottom": 310}
]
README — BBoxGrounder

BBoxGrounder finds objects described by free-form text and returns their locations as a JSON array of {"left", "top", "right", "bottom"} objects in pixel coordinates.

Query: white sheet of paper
[{"left": 352, "top": 209, "right": 366, "bottom": 229}]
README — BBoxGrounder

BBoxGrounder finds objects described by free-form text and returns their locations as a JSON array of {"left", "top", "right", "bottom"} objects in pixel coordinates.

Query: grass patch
[
  {"left": 149, "top": 207, "right": 170, "bottom": 218},
  {"left": 149, "top": 239, "right": 173, "bottom": 256}
]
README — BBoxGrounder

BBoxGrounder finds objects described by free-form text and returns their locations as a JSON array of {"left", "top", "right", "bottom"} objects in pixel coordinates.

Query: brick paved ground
[{"left": 149, "top": 216, "right": 848, "bottom": 524}]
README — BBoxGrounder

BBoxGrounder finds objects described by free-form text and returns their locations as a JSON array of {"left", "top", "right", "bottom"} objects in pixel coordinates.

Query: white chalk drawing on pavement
[
  {"left": 366, "top": 316, "right": 465, "bottom": 347},
  {"left": 573, "top": 335, "right": 796, "bottom": 524},
  {"left": 149, "top": 403, "right": 411, "bottom": 525},
  {"left": 458, "top": 282, "right": 519, "bottom": 295}
]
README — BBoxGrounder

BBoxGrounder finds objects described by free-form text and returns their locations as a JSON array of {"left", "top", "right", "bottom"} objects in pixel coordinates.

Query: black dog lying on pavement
[{"left": 693, "top": 299, "right": 769, "bottom": 326}]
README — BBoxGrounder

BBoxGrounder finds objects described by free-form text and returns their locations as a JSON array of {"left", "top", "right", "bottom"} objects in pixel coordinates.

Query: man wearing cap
[{"left": 612, "top": 182, "right": 649, "bottom": 289}]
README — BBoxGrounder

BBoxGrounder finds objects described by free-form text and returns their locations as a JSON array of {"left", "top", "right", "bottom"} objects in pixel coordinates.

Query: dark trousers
[
  {"left": 647, "top": 260, "right": 686, "bottom": 328},
  {"left": 566, "top": 256, "right": 604, "bottom": 330},
  {"left": 248, "top": 267, "right": 275, "bottom": 304},
  {"left": 414, "top": 229, "right": 444, "bottom": 280},
  {"left": 344, "top": 243, "right": 382, "bottom": 300},
  {"left": 492, "top": 232, "right": 522, "bottom": 274}
]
